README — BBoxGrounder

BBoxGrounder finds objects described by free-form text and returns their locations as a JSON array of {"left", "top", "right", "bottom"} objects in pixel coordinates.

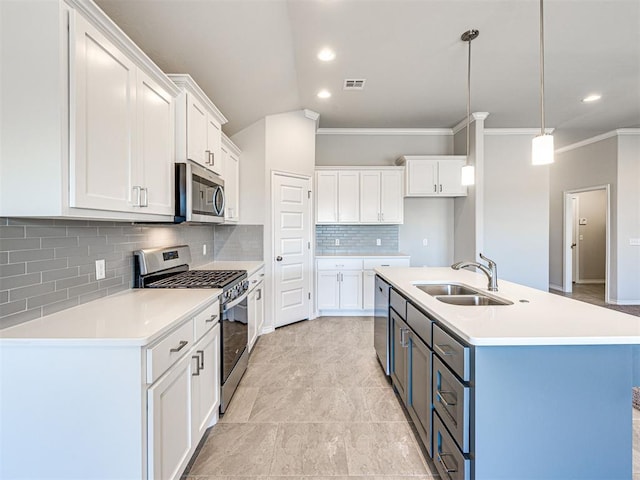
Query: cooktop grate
[{"left": 146, "top": 270, "right": 245, "bottom": 289}]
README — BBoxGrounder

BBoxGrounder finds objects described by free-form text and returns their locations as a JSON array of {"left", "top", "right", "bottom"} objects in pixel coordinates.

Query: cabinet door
[
  {"left": 408, "top": 331, "right": 433, "bottom": 457},
  {"left": 438, "top": 159, "right": 467, "bottom": 196},
  {"left": 148, "top": 352, "right": 193, "bottom": 480},
  {"left": 380, "top": 170, "right": 403, "bottom": 223},
  {"left": 363, "top": 270, "right": 376, "bottom": 310},
  {"left": 186, "top": 94, "right": 208, "bottom": 167},
  {"left": 255, "top": 285, "right": 264, "bottom": 334},
  {"left": 137, "top": 70, "right": 174, "bottom": 215},
  {"left": 360, "top": 171, "right": 381, "bottom": 223},
  {"left": 316, "top": 270, "right": 340, "bottom": 310},
  {"left": 192, "top": 324, "right": 221, "bottom": 441},
  {"left": 71, "top": 13, "right": 136, "bottom": 212},
  {"left": 248, "top": 289, "right": 258, "bottom": 352},
  {"left": 206, "top": 117, "right": 223, "bottom": 176},
  {"left": 339, "top": 271, "right": 363, "bottom": 310},
  {"left": 406, "top": 160, "right": 438, "bottom": 196},
  {"left": 316, "top": 171, "right": 338, "bottom": 223},
  {"left": 391, "top": 311, "right": 408, "bottom": 402},
  {"left": 224, "top": 151, "right": 240, "bottom": 222},
  {"left": 338, "top": 171, "right": 360, "bottom": 222}
]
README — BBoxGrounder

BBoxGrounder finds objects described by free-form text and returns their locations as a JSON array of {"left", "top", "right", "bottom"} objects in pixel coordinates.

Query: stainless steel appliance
[
  {"left": 175, "top": 161, "right": 225, "bottom": 224},
  {"left": 374, "top": 275, "right": 391, "bottom": 375},
  {"left": 134, "top": 245, "right": 248, "bottom": 413}
]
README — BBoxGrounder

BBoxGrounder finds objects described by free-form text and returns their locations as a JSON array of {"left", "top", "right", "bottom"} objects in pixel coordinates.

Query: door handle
[
  {"left": 276, "top": 256, "right": 283, "bottom": 261},
  {"left": 570, "top": 243, "right": 577, "bottom": 249}
]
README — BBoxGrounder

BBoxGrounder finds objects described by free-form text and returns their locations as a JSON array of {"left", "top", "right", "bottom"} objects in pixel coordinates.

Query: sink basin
[
  {"left": 435, "top": 295, "right": 514, "bottom": 306},
  {"left": 416, "top": 283, "right": 480, "bottom": 296}
]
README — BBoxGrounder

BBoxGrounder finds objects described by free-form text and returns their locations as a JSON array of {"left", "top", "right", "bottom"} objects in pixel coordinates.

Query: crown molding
[
  {"left": 452, "top": 112, "right": 491, "bottom": 134},
  {"left": 554, "top": 129, "right": 640, "bottom": 154},
  {"left": 484, "top": 128, "right": 554, "bottom": 135},
  {"left": 304, "top": 109, "right": 320, "bottom": 121},
  {"left": 168, "top": 74, "right": 228, "bottom": 124},
  {"left": 316, "top": 128, "right": 452, "bottom": 136}
]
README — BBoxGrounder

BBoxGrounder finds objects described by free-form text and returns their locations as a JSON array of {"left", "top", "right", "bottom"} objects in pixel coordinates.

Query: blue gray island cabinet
[{"left": 375, "top": 266, "right": 639, "bottom": 480}]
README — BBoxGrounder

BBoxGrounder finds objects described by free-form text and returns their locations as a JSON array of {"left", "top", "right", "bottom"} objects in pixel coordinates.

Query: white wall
[
  {"left": 483, "top": 133, "right": 550, "bottom": 290},
  {"left": 231, "top": 118, "right": 266, "bottom": 225}
]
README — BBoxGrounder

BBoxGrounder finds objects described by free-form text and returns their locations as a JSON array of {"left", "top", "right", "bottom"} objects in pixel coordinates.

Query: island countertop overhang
[{"left": 375, "top": 266, "right": 640, "bottom": 347}]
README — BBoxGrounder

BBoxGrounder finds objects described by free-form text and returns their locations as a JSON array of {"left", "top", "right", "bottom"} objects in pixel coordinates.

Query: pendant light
[
  {"left": 532, "top": 0, "right": 554, "bottom": 165},
  {"left": 461, "top": 29, "right": 479, "bottom": 186}
]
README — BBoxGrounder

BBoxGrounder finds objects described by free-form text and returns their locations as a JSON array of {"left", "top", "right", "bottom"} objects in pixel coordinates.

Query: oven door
[{"left": 221, "top": 291, "right": 249, "bottom": 386}]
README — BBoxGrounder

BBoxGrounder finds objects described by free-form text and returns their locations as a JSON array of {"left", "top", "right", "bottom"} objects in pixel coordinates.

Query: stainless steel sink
[
  {"left": 435, "top": 294, "right": 513, "bottom": 306},
  {"left": 415, "top": 283, "right": 480, "bottom": 296}
]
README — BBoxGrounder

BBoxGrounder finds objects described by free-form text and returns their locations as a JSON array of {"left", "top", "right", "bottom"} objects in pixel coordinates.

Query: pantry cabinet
[
  {"left": 170, "top": 74, "right": 227, "bottom": 178},
  {"left": 222, "top": 135, "right": 241, "bottom": 223},
  {"left": 315, "top": 167, "right": 403, "bottom": 224},
  {"left": 0, "top": 1, "right": 179, "bottom": 221},
  {"left": 396, "top": 155, "right": 467, "bottom": 197}
]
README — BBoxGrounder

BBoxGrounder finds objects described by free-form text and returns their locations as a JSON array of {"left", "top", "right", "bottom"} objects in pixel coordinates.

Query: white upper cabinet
[
  {"left": 170, "top": 74, "right": 227, "bottom": 178},
  {"left": 222, "top": 134, "right": 241, "bottom": 223},
  {"left": 315, "top": 168, "right": 403, "bottom": 224},
  {"left": 397, "top": 155, "right": 467, "bottom": 197},
  {"left": 0, "top": 1, "right": 179, "bottom": 221}
]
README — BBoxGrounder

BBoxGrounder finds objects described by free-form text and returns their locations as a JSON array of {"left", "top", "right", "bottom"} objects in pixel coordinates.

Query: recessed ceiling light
[
  {"left": 582, "top": 94, "right": 602, "bottom": 103},
  {"left": 317, "top": 48, "right": 336, "bottom": 62},
  {"left": 317, "top": 89, "right": 331, "bottom": 99}
]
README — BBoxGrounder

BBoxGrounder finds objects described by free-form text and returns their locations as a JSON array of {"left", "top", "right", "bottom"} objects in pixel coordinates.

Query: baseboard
[
  {"left": 608, "top": 299, "right": 640, "bottom": 306},
  {"left": 318, "top": 309, "right": 375, "bottom": 317},
  {"left": 576, "top": 279, "right": 605, "bottom": 284},
  {"left": 260, "top": 325, "right": 275, "bottom": 335},
  {"left": 549, "top": 283, "right": 564, "bottom": 292}
]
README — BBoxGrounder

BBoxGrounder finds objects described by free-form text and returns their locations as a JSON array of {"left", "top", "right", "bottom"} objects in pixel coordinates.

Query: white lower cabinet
[
  {"left": 316, "top": 257, "right": 410, "bottom": 315},
  {"left": 191, "top": 325, "right": 221, "bottom": 441},
  {"left": 248, "top": 267, "right": 265, "bottom": 352}
]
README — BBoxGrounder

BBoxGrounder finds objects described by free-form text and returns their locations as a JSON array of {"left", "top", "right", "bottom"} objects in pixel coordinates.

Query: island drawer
[
  {"left": 316, "top": 258, "right": 363, "bottom": 270},
  {"left": 406, "top": 302, "right": 432, "bottom": 347},
  {"left": 433, "top": 356, "right": 470, "bottom": 453},
  {"left": 390, "top": 288, "right": 407, "bottom": 318},
  {"left": 433, "top": 324, "right": 470, "bottom": 381},
  {"left": 146, "top": 319, "right": 194, "bottom": 384},
  {"left": 433, "top": 412, "right": 470, "bottom": 480},
  {"left": 363, "top": 258, "right": 410, "bottom": 269},
  {"left": 194, "top": 300, "right": 219, "bottom": 341}
]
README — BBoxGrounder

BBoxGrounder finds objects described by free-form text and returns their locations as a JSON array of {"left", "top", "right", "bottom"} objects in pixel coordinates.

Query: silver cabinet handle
[
  {"left": 192, "top": 355, "right": 201, "bottom": 376},
  {"left": 210, "top": 151, "right": 215, "bottom": 166},
  {"left": 205, "top": 150, "right": 211, "bottom": 165},
  {"left": 205, "top": 314, "right": 218, "bottom": 323},
  {"left": 141, "top": 187, "right": 148, "bottom": 207},
  {"left": 400, "top": 327, "right": 409, "bottom": 347},
  {"left": 437, "top": 453, "right": 457, "bottom": 474},
  {"left": 440, "top": 184, "right": 443, "bottom": 193},
  {"left": 434, "top": 184, "right": 437, "bottom": 193},
  {"left": 257, "top": 289, "right": 262, "bottom": 301},
  {"left": 436, "top": 389, "right": 457, "bottom": 407},
  {"left": 381, "top": 212, "right": 384, "bottom": 221},
  {"left": 196, "top": 349, "right": 205, "bottom": 369},
  {"left": 169, "top": 340, "right": 188, "bottom": 353},
  {"left": 132, "top": 186, "right": 141, "bottom": 207},
  {"left": 435, "top": 344, "right": 456, "bottom": 357}
]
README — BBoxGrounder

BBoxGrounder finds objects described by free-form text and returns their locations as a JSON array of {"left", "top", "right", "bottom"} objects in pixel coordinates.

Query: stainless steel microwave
[{"left": 175, "top": 162, "right": 225, "bottom": 224}]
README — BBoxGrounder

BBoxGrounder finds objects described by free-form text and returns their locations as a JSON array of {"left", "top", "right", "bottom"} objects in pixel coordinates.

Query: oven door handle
[{"left": 223, "top": 289, "right": 249, "bottom": 311}]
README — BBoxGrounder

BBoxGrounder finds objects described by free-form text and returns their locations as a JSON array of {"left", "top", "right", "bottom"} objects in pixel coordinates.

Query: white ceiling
[{"left": 96, "top": 0, "right": 640, "bottom": 146}]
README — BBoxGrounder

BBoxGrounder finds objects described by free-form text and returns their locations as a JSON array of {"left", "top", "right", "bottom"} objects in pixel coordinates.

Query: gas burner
[{"left": 146, "top": 269, "right": 246, "bottom": 289}]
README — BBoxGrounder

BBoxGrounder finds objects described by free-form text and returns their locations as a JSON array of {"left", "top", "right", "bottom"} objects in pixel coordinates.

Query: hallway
[{"left": 551, "top": 283, "right": 640, "bottom": 316}]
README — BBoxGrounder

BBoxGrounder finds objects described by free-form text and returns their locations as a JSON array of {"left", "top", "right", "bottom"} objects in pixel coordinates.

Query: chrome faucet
[{"left": 451, "top": 253, "right": 499, "bottom": 291}]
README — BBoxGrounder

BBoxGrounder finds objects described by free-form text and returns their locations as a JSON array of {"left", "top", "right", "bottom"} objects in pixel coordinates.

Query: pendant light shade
[
  {"left": 461, "top": 29, "right": 479, "bottom": 186},
  {"left": 532, "top": 0, "right": 554, "bottom": 165}
]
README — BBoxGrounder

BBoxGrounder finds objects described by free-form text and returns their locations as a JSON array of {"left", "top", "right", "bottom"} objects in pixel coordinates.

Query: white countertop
[
  {"left": 196, "top": 260, "right": 264, "bottom": 276},
  {"left": 376, "top": 267, "right": 640, "bottom": 347},
  {"left": 0, "top": 289, "right": 220, "bottom": 346},
  {"left": 316, "top": 253, "right": 410, "bottom": 257}
]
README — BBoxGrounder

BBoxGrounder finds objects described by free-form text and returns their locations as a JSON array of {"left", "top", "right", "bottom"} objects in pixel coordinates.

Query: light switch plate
[
  {"left": 630, "top": 238, "right": 640, "bottom": 246},
  {"left": 335, "top": 239, "right": 340, "bottom": 246},
  {"left": 95, "top": 259, "right": 106, "bottom": 280},
  {"left": 376, "top": 238, "right": 381, "bottom": 246},
  {"left": 203, "top": 244, "right": 207, "bottom": 255}
]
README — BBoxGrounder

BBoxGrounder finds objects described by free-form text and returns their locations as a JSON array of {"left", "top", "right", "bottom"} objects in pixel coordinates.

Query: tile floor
[
  {"left": 550, "top": 283, "right": 640, "bottom": 317},
  {"left": 184, "top": 315, "right": 640, "bottom": 479}
]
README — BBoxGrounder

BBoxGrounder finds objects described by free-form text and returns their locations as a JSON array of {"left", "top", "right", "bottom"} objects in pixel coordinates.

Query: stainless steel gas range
[{"left": 134, "top": 245, "right": 249, "bottom": 413}]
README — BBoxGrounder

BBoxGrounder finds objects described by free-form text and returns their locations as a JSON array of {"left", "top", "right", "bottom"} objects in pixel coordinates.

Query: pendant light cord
[
  {"left": 467, "top": 32, "right": 472, "bottom": 157},
  {"left": 539, "top": 0, "right": 546, "bottom": 136}
]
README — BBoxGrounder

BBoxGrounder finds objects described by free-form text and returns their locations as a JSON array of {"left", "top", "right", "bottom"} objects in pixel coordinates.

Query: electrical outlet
[
  {"left": 423, "top": 238, "right": 429, "bottom": 246},
  {"left": 95, "top": 259, "right": 106, "bottom": 280},
  {"left": 376, "top": 238, "right": 381, "bottom": 246},
  {"left": 630, "top": 238, "right": 640, "bottom": 246},
  {"left": 335, "top": 239, "right": 340, "bottom": 246},
  {"left": 203, "top": 244, "right": 207, "bottom": 255}
]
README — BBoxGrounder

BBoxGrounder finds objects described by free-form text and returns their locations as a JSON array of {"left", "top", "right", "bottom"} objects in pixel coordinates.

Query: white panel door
[
  {"left": 338, "top": 171, "right": 360, "bottom": 222},
  {"left": 363, "top": 270, "right": 376, "bottom": 310},
  {"left": 147, "top": 352, "right": 193, "bottom": 480},
  {"left": 438, "top": 159, "right": 467, "bottom": 196},
  {"left": 186, "top": 94, "right": 208, "bottom": 167},
  {"left": 407, "top": 160, "right": 438, "bottom": 196},
  {"left": 360, "top": 171, "right": 381, "bottom": 223},
  {"left": 380, "top": 170, "right": 403, "bottom": 223},
  {"left": 137, "top": 70, "right": 174, "bottom": 215},
  {"left": 316, "top": 270, "right": 340, "bottom": 310},
  {"left": 273, "top": 173, "right": 311, "bottom": 327},
  {"left": 191, "top": 324, "right": 220, "bottom": 441},
  {"left": 71, "top": 13, "right": 136, "bottom": 212},
  {"left": 316, "top": 171, "right": 338, "bottom": 223},
  {"left": 206, "top": 117, "right": 223, "bottom": 176},
  {"left": 339, "top": 271, "right": 363, "bottom": 309}
]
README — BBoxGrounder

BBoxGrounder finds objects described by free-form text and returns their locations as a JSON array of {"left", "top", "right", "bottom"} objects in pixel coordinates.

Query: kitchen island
[{"left": 375, "top": 266, "right": 640, "bottom": 480}]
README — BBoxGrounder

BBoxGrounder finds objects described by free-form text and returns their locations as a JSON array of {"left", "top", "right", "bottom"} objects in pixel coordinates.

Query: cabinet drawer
[
  {"left": 407, "top": 302, "right": 432, "bottom": 347},
  {"left": 363, "top": 258, "right": 410, "bottom": 269},
  {"left": 433, "top": 356, "right": 470, "bottom": 453},
  {"left": 194, "top": 301, "right": 220, "bottom": 342},
  {"left": 247, "top": 266, "right": 265, "bottom": 288},
  {"left": 433, "top": 412, "right": 470, "bottom": 480},
  {"left": 147, "top": 319, "right": 195, "bottom": 384},
  {"left": 433, "top": 324, "right": 470, "bottom": 381},
  {"left": 390, "top": 288, "right": 406, "bottom": 319},
  {"left": 317, "top": 258, "right": 363, "bottom": 270}
]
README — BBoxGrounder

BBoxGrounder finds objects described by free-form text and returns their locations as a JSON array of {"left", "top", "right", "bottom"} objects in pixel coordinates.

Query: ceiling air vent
[{"left": 343, "top": 79, "right": 366, "bottom": 90}]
